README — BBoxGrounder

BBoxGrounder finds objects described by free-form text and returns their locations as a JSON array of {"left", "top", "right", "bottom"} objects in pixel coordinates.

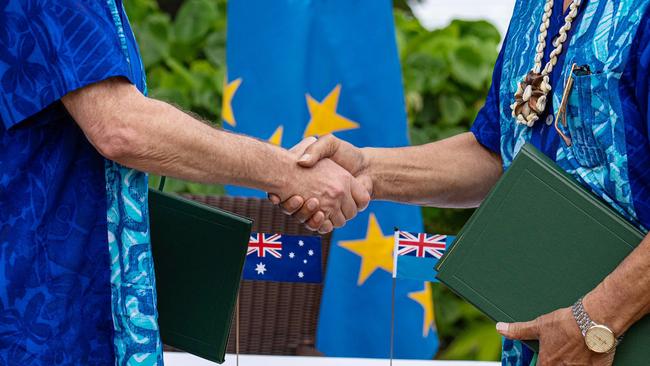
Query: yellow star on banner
[
  {"left": 408, "top": 283, "right": 436, "bottom": 337},
  {"left": 222, "top": 77, "right": 242, "bottom": 127},
  {"left": 303, "top": 84, "right": 360, "bottom": 137},
  {"left": 339, "top": 213, "right": 394, "bottom": 286},
  {"left": 267, "top": 125, "right": 284, "bottom": 146}
]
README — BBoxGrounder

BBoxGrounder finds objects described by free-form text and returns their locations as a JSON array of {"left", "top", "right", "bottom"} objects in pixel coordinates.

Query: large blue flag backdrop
[{"left": 225, "top": 0, "right": 438, "bottom": 359}]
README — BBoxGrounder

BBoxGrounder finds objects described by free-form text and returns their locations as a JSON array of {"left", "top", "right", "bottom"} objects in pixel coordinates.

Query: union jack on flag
[
  {"left": 396, "top": 231, "right": 448, "bottom": 259},
  {"left": 393, "top": 230, "right": 456, "bottom": 281},
  {"left": 248, "top": 233, "right": 283, "bottom": 258},
  {"left": 243, "top": 234, "right": 322, "bottom": 283}
]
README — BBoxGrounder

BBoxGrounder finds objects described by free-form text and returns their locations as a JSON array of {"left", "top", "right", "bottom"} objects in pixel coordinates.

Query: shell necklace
[{"left": 511, "top": 0, "right": 582, "bottom": 127}]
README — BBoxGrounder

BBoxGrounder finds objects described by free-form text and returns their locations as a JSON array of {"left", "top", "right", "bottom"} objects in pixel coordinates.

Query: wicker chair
[{"left": 174, "top": 195, "right": 331, "bottom": 356}]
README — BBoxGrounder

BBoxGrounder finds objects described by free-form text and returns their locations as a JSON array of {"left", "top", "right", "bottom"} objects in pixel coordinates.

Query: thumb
[
  {"left": 350, "top": 177, "right": 371, "bottom": 212},
  {"left": 297, "top": 135, "right": 339, "bottom": 168},
  {"left": 288, "top": 136, "right": 318, "bottom": 156},
  {"left": 496, "top": 320, "right": 539, "bottom": 341}
]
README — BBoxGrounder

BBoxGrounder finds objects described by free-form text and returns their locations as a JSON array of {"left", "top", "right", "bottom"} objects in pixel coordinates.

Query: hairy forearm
[
  {"left": 362, "top": 132, "right": 502, "bottom": 208},
  {"left": 111, "top": 98, "right": 293, "bottom": 192},
  {"left": 63, "top": 78, "right": 295, "bottom": 195},
  {"left": 584, "top": 232, "right": 650, "bottom": 337}
]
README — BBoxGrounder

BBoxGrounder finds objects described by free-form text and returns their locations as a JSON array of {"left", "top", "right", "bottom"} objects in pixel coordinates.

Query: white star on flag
[
  {"left": 299, "top": 240, "right": 304, "bottom": 247},
  {"left": 255, "top": 263, "right": 266, "bottom": 275},
  {"left": 298, "top": 271, "right": 304, "bottom": 278},
  {"left": 289, "top": 252, "right": 295, "bottom": 258},
  {"left": 303, "top": 259, "right": 307, "bottom": 264},
  {"left": 308, "top": 249, "right": 314, "bottom": 256}
]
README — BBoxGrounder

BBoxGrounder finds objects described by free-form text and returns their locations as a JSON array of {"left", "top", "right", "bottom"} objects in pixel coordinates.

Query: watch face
[{"left": 585, "top": 325, "right": 616, "bottom": 353}]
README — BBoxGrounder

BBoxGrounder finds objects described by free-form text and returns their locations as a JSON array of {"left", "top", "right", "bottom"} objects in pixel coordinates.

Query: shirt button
[{"left": 546, "top": 114, "right": 554, "bottom": 125}]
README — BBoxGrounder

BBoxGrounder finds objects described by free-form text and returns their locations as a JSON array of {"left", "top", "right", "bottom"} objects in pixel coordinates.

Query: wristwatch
[{"left": 572, "top": 297, "right": 622, "bottom": 353}]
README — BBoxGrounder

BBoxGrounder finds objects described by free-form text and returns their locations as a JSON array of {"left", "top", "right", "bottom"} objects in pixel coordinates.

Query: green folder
[
  {"left": 149, "top": 189, "right": 252, "bottom": 363},
  {"left": 436, "top": 144, "right": 650, "bottom": 364}
]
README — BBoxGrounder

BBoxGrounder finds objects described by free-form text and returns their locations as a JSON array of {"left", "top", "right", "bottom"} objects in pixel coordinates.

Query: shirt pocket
[{"left": 564, "top": 70, "right": 611, "bottom": 168}]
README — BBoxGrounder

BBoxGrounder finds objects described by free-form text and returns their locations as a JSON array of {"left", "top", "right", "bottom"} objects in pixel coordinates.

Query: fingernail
[
  {"left": 307, "top": 200, "right": 317, "bottom": 210},
  {"left": 496, "top": 322, "right": 508, "bottom": 333},
  {"left": 298, "top": 154, "right": 312, "bottom": 163}
]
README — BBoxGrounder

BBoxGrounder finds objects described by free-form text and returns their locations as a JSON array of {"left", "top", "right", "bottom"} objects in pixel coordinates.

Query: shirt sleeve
[
  {"left": 469, "top": 38, "right": 507, "bottom": 155},
  {"left": 0, "top": 1, "right": 134, "bottom": 129}
]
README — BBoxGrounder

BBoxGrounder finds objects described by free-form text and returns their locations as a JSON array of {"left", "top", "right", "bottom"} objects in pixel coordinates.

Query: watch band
[
  {"left": 572, "top": 297, "right": 624, "bottom": 343},
  {"left": 572, "top": 297, "right": 593, "bottom": 336}
]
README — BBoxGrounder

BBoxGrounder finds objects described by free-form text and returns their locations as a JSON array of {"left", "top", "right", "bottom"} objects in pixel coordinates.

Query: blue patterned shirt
[
  {"left": 0, "top": 1, "right": 162, "bottom": 365},
  {"left": 471, "top": 3, "right": 650, "bottom": 365}
]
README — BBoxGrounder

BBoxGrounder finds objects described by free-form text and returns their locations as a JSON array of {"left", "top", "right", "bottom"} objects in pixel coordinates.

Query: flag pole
[
  {"left": 236, "top": 292, "right": 240, "bottom": 366},
  {"left": 390, "top": 276, "right": 396, "bottom": 366},
  {"left": 390, "top": 228, "right": 399, "bottom": 366}
]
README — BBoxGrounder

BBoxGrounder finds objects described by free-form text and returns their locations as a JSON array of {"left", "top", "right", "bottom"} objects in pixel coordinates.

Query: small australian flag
[{"left": 243, "top": 233, "right": 322, "bottom": 283}]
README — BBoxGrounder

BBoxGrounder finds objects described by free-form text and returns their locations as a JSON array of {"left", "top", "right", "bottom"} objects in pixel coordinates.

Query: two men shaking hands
[
  {"left": 66, "top": 76, "right": 646, "bottom": 366},
  {"left": 63, "top": 77, "right": 502, "bottom": 235}
]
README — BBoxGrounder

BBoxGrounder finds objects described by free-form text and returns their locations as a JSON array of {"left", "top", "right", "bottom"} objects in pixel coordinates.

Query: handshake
[{"left": 267, "top": 135, "right": 371, "bottom": 235}]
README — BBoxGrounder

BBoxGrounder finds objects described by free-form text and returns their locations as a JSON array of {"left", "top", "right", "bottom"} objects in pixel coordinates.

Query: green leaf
[
  {"left": 173, "top": 0, "right": 219, "bottom": 43},
  {"left": 448, "top": 42, "right": 490, "bottom": 90},
  {"left": 453, "top": 19, "right": 501, "bottom": 45},
  {"left": 205, "top": 32, "right": 227, "bottom": 68},
  {"left": 185, "top": 182, "right": 225, "bottom": 195},
  {"left": 439, "top": 95, "right": 466, "bottom": 125},
  {"left": 189, "top": 60, "right": 222, "bottom": 119},
  {"left": 438, "top": 321, "right": 502, "bottom": 361},
  {"left": 403, "top": 53, "right": 448, "bottom": 93},
  {"left": 123, "top": 0, "right": 159, "bottom": 24},
  {"left": 135, "top": 13, "right": 172, "bottom": 68}
]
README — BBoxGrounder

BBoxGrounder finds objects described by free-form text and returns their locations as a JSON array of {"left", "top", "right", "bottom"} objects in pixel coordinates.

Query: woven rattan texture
[{"left": 173, "top": 195, "right": 331, "bottom": 356}]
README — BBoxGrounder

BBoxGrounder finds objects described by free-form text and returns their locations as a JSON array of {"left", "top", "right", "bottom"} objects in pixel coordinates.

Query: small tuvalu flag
[
  {"left": 392, "top": 230, "right": 456, "bottom": 283},
  {"left": 243, "top": 233, "right": 322, "bottom": 283}
]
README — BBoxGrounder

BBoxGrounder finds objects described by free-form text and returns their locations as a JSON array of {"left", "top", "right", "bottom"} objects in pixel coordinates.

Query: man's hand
[
  {"left": 278, "top": 151, "right": 370, "bottom": 234},
  {"left": 496, "top": 308, "right": 615, "bottom": 366},
  {"left": 268, "top": 136, "right": 370, "bottom": 233},
  {"left": 269, "top": 135, "right": 371, "bottom": 232}
]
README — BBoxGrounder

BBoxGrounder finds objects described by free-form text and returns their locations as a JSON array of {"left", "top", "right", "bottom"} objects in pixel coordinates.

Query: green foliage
[
  {"left": 395, "top": 12, "right": 499, "bottom": 144},
  {"left": 127, "top": 0, "right": 502, "bottom": 361}
]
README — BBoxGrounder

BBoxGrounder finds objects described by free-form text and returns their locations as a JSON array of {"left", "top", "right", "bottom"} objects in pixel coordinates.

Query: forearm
[
  {"left": 584, "top": 232, "right": 650, "bottom": 337},
  {"left": 362, "top": 132, "right": 502, "bottom": 208},
  {"left": 110, "top": 98, "right": 293, "bottom": 192},
  {"left": 64, "top": 78, "right": 295, "bottom": 195}
]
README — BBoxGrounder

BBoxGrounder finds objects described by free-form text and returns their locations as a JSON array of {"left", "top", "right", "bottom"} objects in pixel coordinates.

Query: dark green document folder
[
  {"left": 436, "top": 144, "right": 650, "bottom": 364},
  {"left": 149, "top": 189, "right": 252, "bottom": 363}
]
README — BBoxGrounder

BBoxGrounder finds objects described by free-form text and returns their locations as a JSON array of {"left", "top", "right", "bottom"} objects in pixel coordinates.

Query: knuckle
[
  {"left": 330, "top": 186, "right": 345, "bottom": 199},
  {"left": 322, "top": 134, "right": 338, "bottom": 153}
]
